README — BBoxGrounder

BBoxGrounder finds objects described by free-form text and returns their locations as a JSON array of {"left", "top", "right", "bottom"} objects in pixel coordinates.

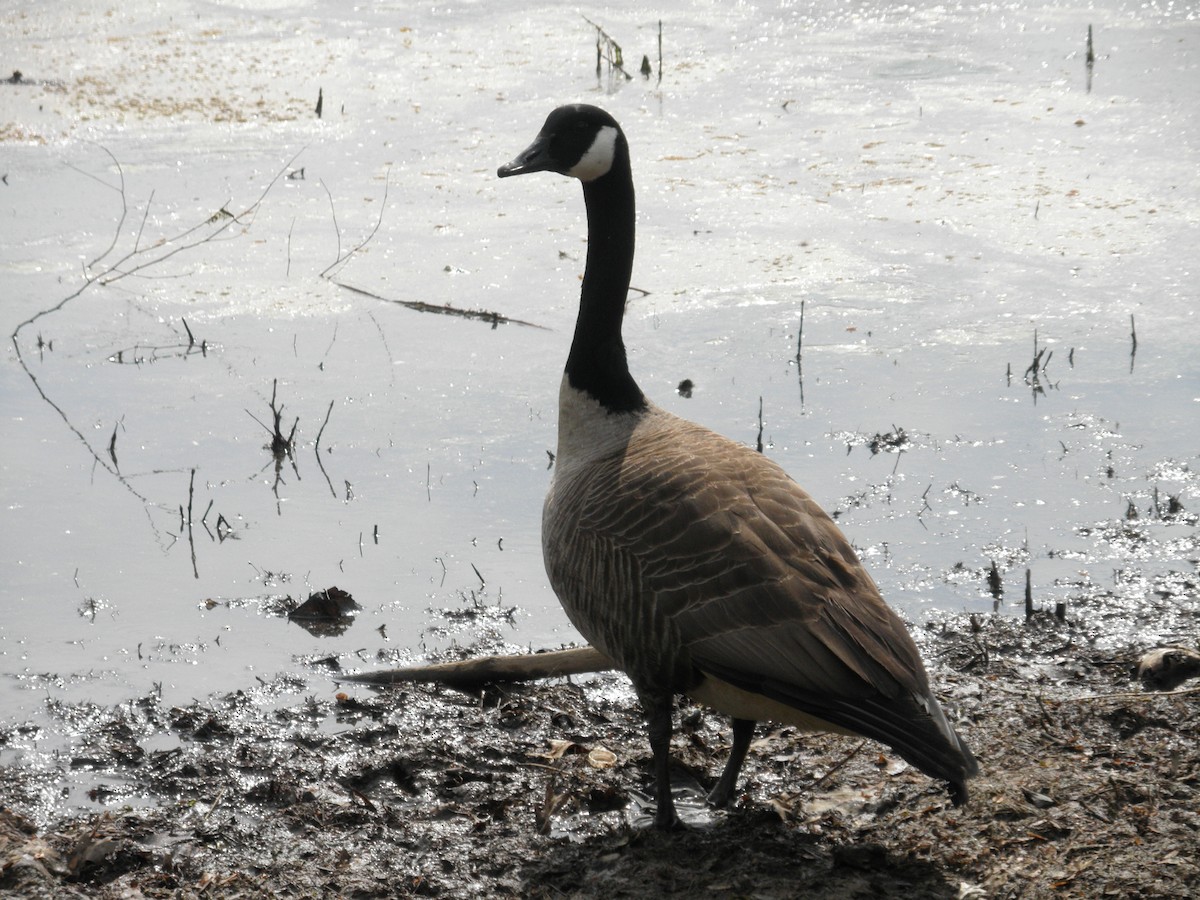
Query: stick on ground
[{"left": 339, "top": 646, "right": 615, "bottom": 691}]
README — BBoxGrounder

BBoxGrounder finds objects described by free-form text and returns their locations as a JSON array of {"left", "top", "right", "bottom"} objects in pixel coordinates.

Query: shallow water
[{"left": 1, "top": 0, "right": 1197, "bottom": 816}]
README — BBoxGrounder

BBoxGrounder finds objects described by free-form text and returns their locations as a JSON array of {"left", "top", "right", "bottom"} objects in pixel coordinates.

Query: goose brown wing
[
  {"left": 578, "top": 418, "right": 979, "bottom": 782},
  {"left": 582, "top": 418, "right": 930, "bottom": 701}
]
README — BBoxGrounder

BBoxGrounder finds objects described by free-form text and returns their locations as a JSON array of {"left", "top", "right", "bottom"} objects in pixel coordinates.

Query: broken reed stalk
[
  {"left": 795, "top": 299, "right": 807, "bottom": 406},
  {"left": 1024, "top": 568, "right": 1034, "bottom": 620},
  {"left": 332, "top": 280, "right": 546, "bottom": 330},
  {"left": 286, "top": 217, "right": 295, "bottom": 278},
  {"left": 658, "top": 19, "right": 663, "bottom": 85},
  {"left": 986, "top": 560, "right": 1002, "bottom": 602},
  {"left": 340, "top": 646, "right": 615, "bottom": 691},
  {"left": 756, "top": 396, "right": 764, "bottom": 454},
  {"left": 314, "top": 399, "right": 334, "bottom": 452},
  {"left": 245, "top": 379, "right": 297, "bottom": 459},
  {"left": 583, "top": 15, "right": 633, "bottom": 81},
  {"left": 187, "top": 467, "right": 199, "bottom": 580},
  {"left": 313, "top": 399, "right": 337, "bottom": 498},
  {"left": 796, "top": 298, "right": 805, "bottom": 362},
  {"left": 186, "top": 467, "right": 196, "bottom": 529},
  {"left": 1129, "top": 314, "right": 1138, "bottom": 373},
  {"left": 1085, "top": 25, "right": 1095, "bottom": 93}
]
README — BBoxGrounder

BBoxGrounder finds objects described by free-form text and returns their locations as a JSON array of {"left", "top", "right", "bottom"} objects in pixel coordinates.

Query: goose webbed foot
[{"left": 706, "top": 717, "right": 755, "bottom": 808}]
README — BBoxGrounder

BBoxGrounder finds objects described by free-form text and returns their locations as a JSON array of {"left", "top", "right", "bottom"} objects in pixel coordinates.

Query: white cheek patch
[{"left": 568, "top": 125, "right": 618, "bottom": 182}]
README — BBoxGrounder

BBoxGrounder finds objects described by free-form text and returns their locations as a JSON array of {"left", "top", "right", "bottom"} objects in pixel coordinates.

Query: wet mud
[{"left": 3, "top": 574, "right": 1197, "bottom": 899}]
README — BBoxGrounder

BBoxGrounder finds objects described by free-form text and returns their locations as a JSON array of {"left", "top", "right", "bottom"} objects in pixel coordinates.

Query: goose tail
[{"left": 769, "top": 681, "right": 980, "bottom": 804}]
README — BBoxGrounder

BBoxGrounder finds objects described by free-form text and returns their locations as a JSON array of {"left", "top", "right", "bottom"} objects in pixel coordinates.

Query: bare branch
[{"left": 340, "top": 646, "right": 615, "bottom": 691}]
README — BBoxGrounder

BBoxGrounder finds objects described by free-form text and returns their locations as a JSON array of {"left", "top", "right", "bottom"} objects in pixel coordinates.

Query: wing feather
[{"left": 543, "top": 408, "right": 977, "bottom": 789}]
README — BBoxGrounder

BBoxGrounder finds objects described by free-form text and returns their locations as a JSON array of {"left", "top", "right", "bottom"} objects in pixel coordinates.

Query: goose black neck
[{"left": 565, "top": 147, "right": 646, "bottom": 413}]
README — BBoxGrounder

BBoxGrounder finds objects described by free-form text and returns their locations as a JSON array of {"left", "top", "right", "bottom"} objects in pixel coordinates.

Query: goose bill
[{"left": 497, "top": 134, "right": 554, "bottom": 178}]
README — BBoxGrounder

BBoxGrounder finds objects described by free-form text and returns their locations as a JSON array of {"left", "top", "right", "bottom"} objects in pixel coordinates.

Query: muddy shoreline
[{"left": 3, "top": 587, "right": 1198, "bottom": 899}]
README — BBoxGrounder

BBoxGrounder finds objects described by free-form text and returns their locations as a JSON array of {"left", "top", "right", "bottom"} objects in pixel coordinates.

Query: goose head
[
  {"left": 497, "top": 104, "right": 624, "bottom": 183},
  {"left": 497, "top": 104, "right": 643, "bottom": 414}
]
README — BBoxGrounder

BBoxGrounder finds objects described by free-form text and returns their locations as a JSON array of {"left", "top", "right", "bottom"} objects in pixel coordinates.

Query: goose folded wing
[
  {"left": 588, "top": 434, "right": 944, "bottom": 717},
  {"left": 571, "top": 425, "right": 977, "bottom": 790}
]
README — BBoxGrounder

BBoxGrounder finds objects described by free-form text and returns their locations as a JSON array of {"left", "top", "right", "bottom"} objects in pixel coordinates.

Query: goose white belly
[{"left": 688, "top": 674, "right": 857, "bottom": 737}]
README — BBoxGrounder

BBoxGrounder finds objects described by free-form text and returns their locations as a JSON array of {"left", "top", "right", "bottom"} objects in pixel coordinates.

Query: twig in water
[
  {"left": 1085, "top": 25, "right": 1095, "bottom": 93},
  {"left": 186, "top": 468, "right": 195, "bottom": 528},
  {"left": 1022, "top": 329, "right": 1056, "bottom": 400},
  {"left": 108, "top": 422, "right": 119, "bottom": 470},
  {"left": 796, "top": 299, "right": 806, "bottom": 360},
  {"left": 918, "top": 484, "right": 933, "bottom": 520},
  {"left": 186, "top": 468, "right": 198, "bottom": 579},
  {"left": 1024, "top": 568, "right": 1034, "bottom": 620},
  {"left": 795, "top": 299, "right": 806, "bottom": 407},
  {"left": 133, "top": 189, "right": 154, "bottom": 253},
  {"left": 74, "top": 144, "right": 128, "bottom": 271},
  {"left": 332, "top": 280, "right": 548, "bottom": 330},
  {"left": 1128, "top": 314, "right": 1138, "bottom": 373},
  {"left": 319, "top": 319, "right": 340, "bottom": 371},
  {"left": 658, "top": 19, "right": 663, "bottom": 85},
  {"left": 314, "top": 399, "right": 337, "bottom": 498},
  {"left": 319, "top": 178, "right": 341, "bottom": 273},
  {"left": 246, "top": 379, "right": 300, "bottom": 513},
  {"left": 756, "top": 396, "right": 764, "bottom": 454},
  {"left": 320, "top": 164, "right": 392, "bottom": 279},
  {"left": 314, "top": 399, "right": 335, "bottom": 452},
  {"left": 583, "top": 15, "right": 634, "bottom": 81},
  {"left": 987, "top": 560, "right": 1003, "bottom": 605},
  {"left": 286, "top": 217, "right": 295, "bottom": 278},
  {"left": 245, "top": 379, "right": 298, "bottom": 460}
]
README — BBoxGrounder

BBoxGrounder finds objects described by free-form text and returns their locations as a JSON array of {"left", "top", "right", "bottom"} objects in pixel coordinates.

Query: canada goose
[{"left": 498, "top": 104, "right": 979, "bottom": 830}]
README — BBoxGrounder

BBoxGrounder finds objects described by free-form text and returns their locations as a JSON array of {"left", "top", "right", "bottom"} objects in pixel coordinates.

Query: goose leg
[
  {"left": 707, "top": 717, "right": 755, "bottom": 808},
  {"left": 643, "top": 698, "right": 681, "bottom": 830}
]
